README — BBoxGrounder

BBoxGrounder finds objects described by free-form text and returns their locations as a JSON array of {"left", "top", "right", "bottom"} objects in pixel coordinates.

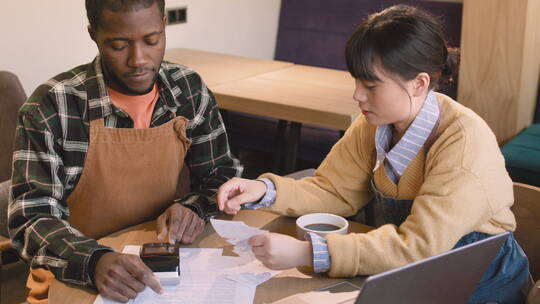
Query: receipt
[
  {"left": 210, "top": 219, "right": 271, "bottom": 257},
  {"left": 210, "top": 219, "right": 268, "bottom": 240},
  {"left": 93, "top": 246, "right": 259, "bottom": 304},
  {"left": 94, "top": 221, "right": 276, "bottom": 304}
]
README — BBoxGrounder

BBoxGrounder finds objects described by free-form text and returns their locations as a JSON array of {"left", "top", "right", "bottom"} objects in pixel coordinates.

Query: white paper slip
[
  {"left": 180, "top": 247, "right": 223, "bottom": 256},
  {"left": 123, "top": 245, "right": 142, "bottom": 256},
  {"left": 94, "top": 240, "right": 280, "bottom": 304},
  {"left": 225, "top": 271, "right": 276, "bottom": 286},
  {"left": 93, "top": 243, "right": 278, "bottom": 304},
  {"left": 94, "top": 280, "right": 255, "bottom": 304},
  {"left": 210, "top": 219, "right": 268, "bottom": 241},
  {"left": 131, "top": 275, "right": 256, "bottom": 304}
]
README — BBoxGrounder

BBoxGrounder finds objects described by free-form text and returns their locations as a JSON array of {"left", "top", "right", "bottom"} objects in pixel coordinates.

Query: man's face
[{"left": 90, "top": 2, "right": 166, "bottom": 95}]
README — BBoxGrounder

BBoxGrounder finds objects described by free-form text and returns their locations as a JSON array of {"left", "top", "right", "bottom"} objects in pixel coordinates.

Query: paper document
[
  {"left": 210, "top": 219, "right": 268, "bottom": 240},
  {"left": 95, "top": 280, "right": 254, "bottom": 304},
  {"left": 129, "top": 276, "right": 256, "bottom": 304},
  {"left": 94, "top": 219, "right": 281, "bottom": 304},
  {"left": 210, "top": 219, "right": 270, "bottom": 257}
]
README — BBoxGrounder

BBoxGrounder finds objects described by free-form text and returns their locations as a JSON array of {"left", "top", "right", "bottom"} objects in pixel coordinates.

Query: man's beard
[{"left": 103, "top": 64, "right": 158, "bottom": 96}]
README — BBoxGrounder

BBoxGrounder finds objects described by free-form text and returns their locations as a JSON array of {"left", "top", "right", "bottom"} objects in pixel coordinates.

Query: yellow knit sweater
[{"left": 260, "top": 93, "right": 515, "bottom": 277}]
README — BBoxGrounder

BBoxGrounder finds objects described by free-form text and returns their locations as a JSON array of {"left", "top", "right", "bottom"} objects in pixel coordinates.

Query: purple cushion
[{"left": 275, "top": 0, "right": 462, "bottom": 71}]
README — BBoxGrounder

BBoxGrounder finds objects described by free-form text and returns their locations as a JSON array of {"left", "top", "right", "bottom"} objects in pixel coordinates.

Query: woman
[{"left": 217, "top": 5, "right": 530, "bottom": 303}]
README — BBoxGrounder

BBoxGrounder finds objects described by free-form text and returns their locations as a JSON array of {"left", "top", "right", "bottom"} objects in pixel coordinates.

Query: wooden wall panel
[{"left": 458, "top": 0, "right": 540, "bottom": 143}]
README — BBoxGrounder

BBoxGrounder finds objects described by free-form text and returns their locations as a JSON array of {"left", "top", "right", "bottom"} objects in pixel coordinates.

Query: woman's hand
[
  {"left": 217, "top": 177, "right": 267, "bottom": 214},
  {"left": 249, "top": 233, "right": 313, "bottom": 270}
]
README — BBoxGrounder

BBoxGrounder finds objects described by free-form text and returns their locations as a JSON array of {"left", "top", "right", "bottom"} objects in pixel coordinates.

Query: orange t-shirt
[{"left": 107, "top": 84, "right": 160, "bottom": 129}]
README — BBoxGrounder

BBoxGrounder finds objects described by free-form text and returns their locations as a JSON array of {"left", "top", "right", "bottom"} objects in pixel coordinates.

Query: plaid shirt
[{"left": 8, "top": 56, "right": 242, "bottom": 287}]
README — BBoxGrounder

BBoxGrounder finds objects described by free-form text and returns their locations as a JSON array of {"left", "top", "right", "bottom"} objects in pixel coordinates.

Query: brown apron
[{"left": 27, "top": 115, "right": 191, "bottom": 303}]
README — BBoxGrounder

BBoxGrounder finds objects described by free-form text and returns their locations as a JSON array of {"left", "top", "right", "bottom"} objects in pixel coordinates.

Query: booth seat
[
  {"left": 501, "top": 81, "right": 540, "bottom": 187},
  {"left": 226, "top": 0, "right": 463, "bottom": 170},
  {"left": 502, "top": 124, "right": 540, "bottom": 188}
]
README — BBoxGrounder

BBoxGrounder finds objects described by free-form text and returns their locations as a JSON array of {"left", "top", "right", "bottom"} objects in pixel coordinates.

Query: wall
[
  {"left": 458, "top": 0, "right": 540, "bottom": 143},
  {"left": 0, "top": 0, "right": 281, "bottom": 95}
]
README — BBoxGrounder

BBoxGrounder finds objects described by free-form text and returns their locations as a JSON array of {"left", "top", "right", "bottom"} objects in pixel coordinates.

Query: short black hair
[
  {"left": 86, "top": 0, "right": 165, "bottom": 30},
  {"left": 345, "top": 5, "right": 459, "bottom": 89}
]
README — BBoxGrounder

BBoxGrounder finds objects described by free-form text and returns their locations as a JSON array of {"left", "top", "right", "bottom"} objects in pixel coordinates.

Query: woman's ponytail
[{"left": 440, "top": 47, "right": 460, "bottom": 85}]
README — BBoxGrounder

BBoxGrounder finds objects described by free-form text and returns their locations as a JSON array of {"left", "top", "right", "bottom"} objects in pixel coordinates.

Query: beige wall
[
  {"left": 458, "top": 0, "right": 540, "bottom": 143},
  {"left": 0, "top": 0, "right": 281, "bottom": 95}
]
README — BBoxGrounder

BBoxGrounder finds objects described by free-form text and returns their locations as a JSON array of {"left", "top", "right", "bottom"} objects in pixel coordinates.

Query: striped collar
[{"left": 374, "top": 91, "right": 440, "bottom": 182}]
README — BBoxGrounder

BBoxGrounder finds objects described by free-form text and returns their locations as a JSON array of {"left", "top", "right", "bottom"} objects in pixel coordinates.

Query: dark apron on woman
[{"left": 367, "top": 179, "right": 530, "bottom": 304}]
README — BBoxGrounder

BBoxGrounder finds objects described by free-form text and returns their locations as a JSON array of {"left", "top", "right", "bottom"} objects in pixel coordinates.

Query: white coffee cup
[{"left": 296, "top": 213, "right": 349, "bottom": 240}]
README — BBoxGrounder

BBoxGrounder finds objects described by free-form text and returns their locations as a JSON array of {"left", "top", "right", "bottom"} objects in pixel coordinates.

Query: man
[{"left": 8, "top": 0, "right": 242, "bottom": 302}]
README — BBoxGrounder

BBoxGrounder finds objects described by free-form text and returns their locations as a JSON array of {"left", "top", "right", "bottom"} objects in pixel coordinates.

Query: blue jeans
[{"left": 453, "top": 232, "right": 530, "bottom": 304}]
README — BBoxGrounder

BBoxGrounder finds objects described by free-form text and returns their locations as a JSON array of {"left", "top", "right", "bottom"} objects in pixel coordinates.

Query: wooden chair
[
  {"left": 0, "top": 70, "right": 26, "bottom": 255},
  {"left": 0, "top": 180, "right": 14, "bottom": 298},
  {"left": 512, "top": 182, "right": 540, "bottom": 280},
  {"left": 511, "top": 182, "right": 540, "bottom": 303},
  {"left": 0, "top": 180, "right": 12, "bottom": 253},
  {"left": 530, "top": 280, "right": 540, "bottom": 304},
  {"left": 0, "top": 70, "right": 26, "bottom": 292},
  {"left": 0, "top": 70, "right": 26, "bottom": 259},
  {"left": 0, "top": 71, "right": 26, "bottom": 182}
]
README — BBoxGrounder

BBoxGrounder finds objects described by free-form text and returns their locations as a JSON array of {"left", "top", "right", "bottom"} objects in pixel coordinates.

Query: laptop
[{"left": 274, "top": 232, "right": 509, "bottom": 304}]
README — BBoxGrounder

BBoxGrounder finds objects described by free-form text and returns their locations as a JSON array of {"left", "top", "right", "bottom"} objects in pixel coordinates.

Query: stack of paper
[{"left": 94, "top": 219, "right": 280, "bottom": 304}]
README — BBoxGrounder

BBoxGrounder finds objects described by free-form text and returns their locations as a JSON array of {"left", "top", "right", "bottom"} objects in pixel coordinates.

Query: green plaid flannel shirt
[{"left": 8, "top": 56, "right": 242, "bottom": 287}]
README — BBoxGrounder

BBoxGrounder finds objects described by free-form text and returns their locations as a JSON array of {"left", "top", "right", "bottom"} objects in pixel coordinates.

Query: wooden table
[
  {"left": 164, "top": 49, "right": 358, "bottom": 129},
  {"left": 50, "top": 210, "right": 371, "bottom": 304},
  {"left": 164, "top": 48, "right": 294, "bottom": 88},
  {"left": 164, "top": 48, "right": 360, "bottom": 173},
  {"left": 212, "top": 64, "right": 358, "bottom": 131},
  {"left": 213, "top": 64, "right": 359, "bottom": 172}
]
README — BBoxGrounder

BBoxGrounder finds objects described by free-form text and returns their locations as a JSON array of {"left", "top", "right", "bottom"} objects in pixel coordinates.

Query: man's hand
[
  {"left": 217, "top": 177, "right": 267, "bottom": 214},
  {"left": 156, "top": 203, "right": 205, "bottom": 244},
  {"left": 94, "top": 252, "right": 163, "bottom": 303},
  {"left": 249, "top": 233, "right": 313, "bottom": 270}
]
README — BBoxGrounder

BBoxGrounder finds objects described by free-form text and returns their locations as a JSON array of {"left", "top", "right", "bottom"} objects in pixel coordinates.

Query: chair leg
[
  {"left": 283, "top": 122, "right": 302, "bottom": 174},
  {"left": 220, "top": 109, "right": 239, "bottom": 157},
  {"left": 272, "top": 120, "right": 289, "bottom": 173}
]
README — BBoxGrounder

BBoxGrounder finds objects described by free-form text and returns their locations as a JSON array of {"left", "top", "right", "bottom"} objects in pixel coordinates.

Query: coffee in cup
[{"left": 296, "top": 213, "right": 349, "bottom": 240}]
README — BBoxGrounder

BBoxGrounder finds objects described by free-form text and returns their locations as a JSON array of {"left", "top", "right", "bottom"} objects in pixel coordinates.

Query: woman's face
[{"left": 353, "top": 63, "right": 416, "bottom": 130}]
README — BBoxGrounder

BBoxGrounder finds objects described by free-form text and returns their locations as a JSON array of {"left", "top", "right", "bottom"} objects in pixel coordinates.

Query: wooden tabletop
[
  {"left": 164, "top": 49, "right": 359, "bottom": 130},
  {"left": 164, "top": 48, "right": 293, "bottom": 88},
  {"left": 212, "top": 65, "right": 359, "bottom": 130},
  {"left": 49, "top": 210, "right": 371, "bottom": 304}
]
